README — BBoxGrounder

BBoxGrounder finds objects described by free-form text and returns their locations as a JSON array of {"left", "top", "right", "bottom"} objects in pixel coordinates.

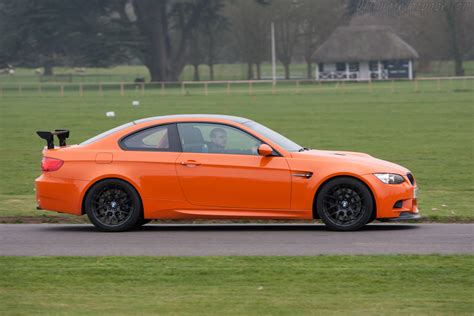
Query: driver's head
[{"left": 210, "top": 128, "right": 227, "bottom": 147}]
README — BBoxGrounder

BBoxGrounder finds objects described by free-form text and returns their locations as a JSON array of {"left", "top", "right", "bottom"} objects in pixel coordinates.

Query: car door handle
[{"left": 180, "top": 160, "right": 201, "bottom": 167}]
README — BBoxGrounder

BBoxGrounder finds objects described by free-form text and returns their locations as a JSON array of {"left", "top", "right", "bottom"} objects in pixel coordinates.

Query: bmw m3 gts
[{"left": 36, "top": 114, "right": 420, "bottom": 231}]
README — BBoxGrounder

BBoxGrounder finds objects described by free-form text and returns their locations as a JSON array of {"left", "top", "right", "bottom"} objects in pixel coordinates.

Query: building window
[
  {"left": 349, "top": 62, "right": 359, "bottom": 72},
  {"left": 336, "top": 62, "right": 346, "bottom": 72},
  {"left": 369, "top": 61, "right": 378, "bottom": 71},
  {"left": 384, "top": 60, "right": 410, "bottom": 78},
  {"left": 318, "top": 63, "right": 324, "bottom": 72}
]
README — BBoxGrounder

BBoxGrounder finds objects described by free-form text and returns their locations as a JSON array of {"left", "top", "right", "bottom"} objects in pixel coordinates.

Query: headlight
[{"left": 374, "top": 173, "right": 405, "bottom": 184}]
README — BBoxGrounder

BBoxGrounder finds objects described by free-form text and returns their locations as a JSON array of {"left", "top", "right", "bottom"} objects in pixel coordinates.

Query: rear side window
[{"left": 120, "top": 124, "right": 180, "bottom": 152}]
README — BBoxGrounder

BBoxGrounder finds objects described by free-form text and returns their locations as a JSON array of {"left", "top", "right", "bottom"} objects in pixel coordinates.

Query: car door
[{"left": 175, "top": 122, "right": 291, "bottom": 210}]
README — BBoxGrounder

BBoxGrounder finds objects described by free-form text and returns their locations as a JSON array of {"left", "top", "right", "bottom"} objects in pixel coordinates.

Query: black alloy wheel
[
  {"left": 85, "top": 179, "right": 141, "bottom": 232},
  {"left": 316, "top": 177, "right": 373, "bottom": 231}
]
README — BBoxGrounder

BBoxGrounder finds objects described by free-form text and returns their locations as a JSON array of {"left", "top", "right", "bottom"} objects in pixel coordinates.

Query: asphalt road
[{"left": 0, "top": 223, "right": 472, "bottom": 256}]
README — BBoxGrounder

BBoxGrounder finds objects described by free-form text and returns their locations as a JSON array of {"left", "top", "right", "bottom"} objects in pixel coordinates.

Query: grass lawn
[
  {"left": 0, "top": 81, "right": 472, "bottom": 221},
  {"left": 0, "top": 255, "right": 472, "bottom": 315},
  {"left": 1, "top": 61, "right": 473, "bottom": 83}
]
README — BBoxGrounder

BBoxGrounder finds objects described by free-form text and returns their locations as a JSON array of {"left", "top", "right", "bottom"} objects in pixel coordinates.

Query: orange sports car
[{"left": 35, "top": 114, "right": 419, "bottom": 232}]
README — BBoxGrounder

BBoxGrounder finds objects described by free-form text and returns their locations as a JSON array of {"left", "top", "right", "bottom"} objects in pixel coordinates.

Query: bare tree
[
  {"left": 200, "top": 0, "right": 227, "bottom": 81},
  {"left": 181, "top": 0, "right": 227, "bottom": 81},
  {"left": 442, "top": 0, "right": 469, "bottom": 76},
  {"left": 270, "top": 0, "right": 301, "bottom": 79},
  {"left": 297, "top": 0, "right": 345, "bottom": 79},
  {"left": 226, "top": 1, "right": 270, "bottom": 79},
  {"left": 189, "top": 28, "right": 204, "bottom": 81},
  {"left": 129, "top": 0, "right": 224, "bottom": 82}
]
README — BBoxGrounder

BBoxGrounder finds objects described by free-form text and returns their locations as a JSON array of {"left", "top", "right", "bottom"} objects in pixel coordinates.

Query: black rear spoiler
[{"left": 36, "top": 129, "right": 70, "bottom": 149}]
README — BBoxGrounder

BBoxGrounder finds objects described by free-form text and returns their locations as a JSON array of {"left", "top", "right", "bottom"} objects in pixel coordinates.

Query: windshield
[
  {"left": 243, "top": 121, "right": 301, "bottom": 152},
  {"left": 80, "top": 122, "right": 134, "bottom": 145}
]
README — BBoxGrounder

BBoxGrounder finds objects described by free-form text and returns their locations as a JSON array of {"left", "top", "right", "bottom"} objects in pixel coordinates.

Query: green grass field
[
  {"left": 0, "top": 80, "right": 472, "bottom": 221},
  {"left": 0, "top": 78, "right": 473, "bottom": 315},
  {"left": 0, "top": 256, "right": 472, "bottom": 315}
]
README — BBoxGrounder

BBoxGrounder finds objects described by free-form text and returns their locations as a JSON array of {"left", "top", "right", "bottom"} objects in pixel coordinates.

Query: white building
[{"left": 312, "top": 26, "right": 419, "bottom": 81}]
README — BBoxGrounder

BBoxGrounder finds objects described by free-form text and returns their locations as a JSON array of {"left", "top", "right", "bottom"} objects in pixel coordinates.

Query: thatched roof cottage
[{"left": 312, "top": 25, "right": 419, "bottom": 80}]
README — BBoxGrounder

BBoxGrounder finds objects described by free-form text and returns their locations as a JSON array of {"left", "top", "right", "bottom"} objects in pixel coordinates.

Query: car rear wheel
[
  {"left": 316, "top": 177, "right": 373, "bottom": 231},
  {"left": 85, "top": 179, "right": 141, "bottom": 232}
]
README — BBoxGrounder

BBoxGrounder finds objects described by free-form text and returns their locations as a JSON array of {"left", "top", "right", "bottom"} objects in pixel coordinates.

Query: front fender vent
[{"left": 407, "top": 173, "right": 415, "bottom": 186}]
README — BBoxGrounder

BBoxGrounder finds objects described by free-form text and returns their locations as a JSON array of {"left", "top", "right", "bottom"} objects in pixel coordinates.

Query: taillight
[{"left": 41, "top": 157, "right": 64, "bottom": 172}]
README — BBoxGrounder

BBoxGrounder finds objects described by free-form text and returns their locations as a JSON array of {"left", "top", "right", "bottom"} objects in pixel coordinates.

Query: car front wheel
[
  {"left": 85, "top": 179, "right": 141, "bottom": 232},
  {"left": 316, "top": 177, "right": 374, "bottom": 231}
]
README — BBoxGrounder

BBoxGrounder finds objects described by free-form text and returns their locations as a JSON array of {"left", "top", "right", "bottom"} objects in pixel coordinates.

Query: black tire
[
  {"left": 316, "top": 177, "right": 373, "bottom": 231},
  {"left": 85, "top": 179, "right": 141, "bottom": 232}
]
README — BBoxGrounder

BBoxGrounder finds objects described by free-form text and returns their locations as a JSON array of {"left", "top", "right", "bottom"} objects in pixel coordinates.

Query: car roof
[
  {"left": 80, "top": 114, "right": 251, "bottom": 146},
  {"left": 134, "top": 114, "right": 251, "bottom": 124}
]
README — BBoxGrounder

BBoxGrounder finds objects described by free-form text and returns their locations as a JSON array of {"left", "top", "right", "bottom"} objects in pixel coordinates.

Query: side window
[
  {"left": 369, "top": 61, "right": 378, "bottom": 71},
  {"left": 349, "top": 62, "right": 359, "bottom": 72},
  {"left": 121, "top": 124, "right": 179, "bottom": 151},
  {"left": 177, "top": 123, "right": 262, "bottom": 156},
  {"left": 336, "top": 62, "right": 346, "bottom": 72}
]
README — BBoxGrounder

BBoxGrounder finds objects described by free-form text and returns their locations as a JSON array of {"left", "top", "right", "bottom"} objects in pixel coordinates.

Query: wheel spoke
[
  {"left": 323, "top": 183, "right": 366, "bottom": 227},
  {"left": 91, "top": 186, "right": 133, "bottom": 227},
  {"left": 324, "top": 200, "right": 338, "bottom": 207}
]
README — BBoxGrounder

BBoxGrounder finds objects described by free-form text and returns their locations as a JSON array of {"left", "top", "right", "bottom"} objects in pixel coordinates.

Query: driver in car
[
  {"left": 208, "top": 127, "right": 260, "bottom": 155},
  {"left": 208, "top": 127, "right": 227, "bottom": 153}
]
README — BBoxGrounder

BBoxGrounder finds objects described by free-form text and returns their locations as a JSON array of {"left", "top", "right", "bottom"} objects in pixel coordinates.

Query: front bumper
[
  {"left": 379, "top": 211, "right": 421, "bottom": 222},
  {"left": 362, "top": 174, "right": 419, "bottom": 220}
]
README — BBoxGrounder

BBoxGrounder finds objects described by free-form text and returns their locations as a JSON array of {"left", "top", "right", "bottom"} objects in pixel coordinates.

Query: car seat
[{"left": 180, "top": 125, "right": 208, "bottom": 153}]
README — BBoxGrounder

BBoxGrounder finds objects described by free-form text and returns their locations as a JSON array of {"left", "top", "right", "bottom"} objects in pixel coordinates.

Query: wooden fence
[{"left": 0, "top": 76, "right": 473, "bottom": 97}]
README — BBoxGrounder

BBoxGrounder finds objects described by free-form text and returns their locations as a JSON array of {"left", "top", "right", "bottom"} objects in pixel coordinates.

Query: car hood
[{"left": 291, "top": 149, "right": 410, "bottom": 175}]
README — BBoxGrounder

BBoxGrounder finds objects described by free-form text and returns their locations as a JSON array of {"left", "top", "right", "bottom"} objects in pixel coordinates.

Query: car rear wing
[{"left": 36, "top": 129, "right": 70, "bottom": 149}]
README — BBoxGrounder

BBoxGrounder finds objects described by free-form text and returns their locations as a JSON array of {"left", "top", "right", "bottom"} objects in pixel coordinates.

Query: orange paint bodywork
[{"left": 35, "top": 115, "right": 419, "bottom": 221}]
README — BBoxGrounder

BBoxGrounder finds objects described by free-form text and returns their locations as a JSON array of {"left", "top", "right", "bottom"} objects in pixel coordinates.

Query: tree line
[{"left": 0, "top": 0, "right": 472, "bottom": 81}]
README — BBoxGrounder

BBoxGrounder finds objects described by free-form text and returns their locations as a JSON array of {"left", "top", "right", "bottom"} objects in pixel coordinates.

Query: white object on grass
[
  {"left": 132, "top": 100, "right": 140, "bottom": 106},
  {"left": 106, "top": 111, "right": 115, "bottom": 117}
]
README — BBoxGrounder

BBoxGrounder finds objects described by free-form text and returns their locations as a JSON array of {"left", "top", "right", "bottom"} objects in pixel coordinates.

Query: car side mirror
[{"left": 258, "top": 144, "right": 273, "bottom": 157}]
